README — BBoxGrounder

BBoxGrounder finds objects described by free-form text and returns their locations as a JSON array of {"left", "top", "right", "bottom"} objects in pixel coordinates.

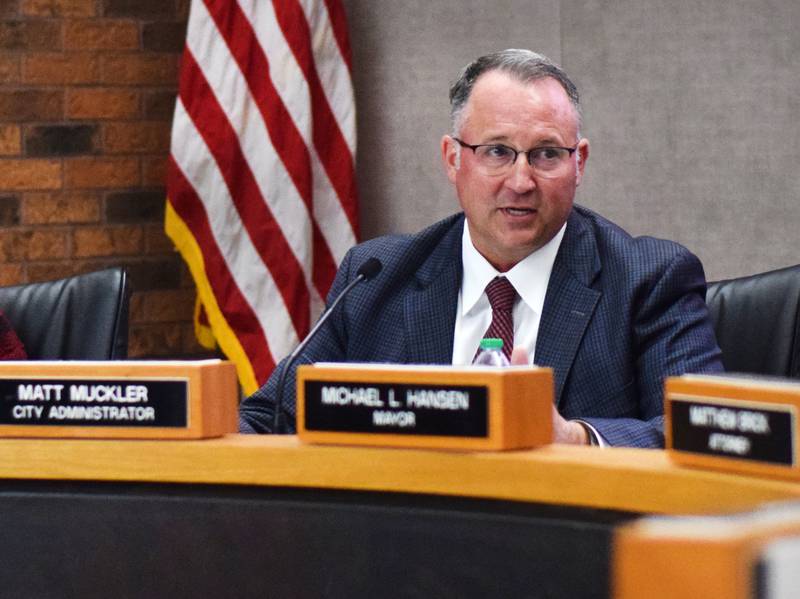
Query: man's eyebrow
[
  {"left": 479, "top": 135, "right": 565, "bottom": 147},
  {"left": 529, "top": 137, "right": 562, "bottom": 147},
  {"left": 482, "top": 138, "right": 543, "bottom": 147},
  {"left": 481, "top": 135, "right": 511, "bottom": 144}
]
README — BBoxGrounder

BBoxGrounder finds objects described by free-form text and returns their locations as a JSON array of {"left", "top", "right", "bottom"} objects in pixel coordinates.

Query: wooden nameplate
[
  {"left": 296, "top": 363, "right": 553, "bottom": 450},
  {"left": 0, "top": 359, "right": 237, "bottom": 439},
  {"left": 666, "top": 374, "right": 800, "bottom": 480},
  {"left": 614, "top": 502, "right": 800, "bottom": 599}
]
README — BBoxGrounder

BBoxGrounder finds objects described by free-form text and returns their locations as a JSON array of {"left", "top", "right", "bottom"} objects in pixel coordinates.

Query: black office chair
[
  {"left": 706, "top": 264, "right": 800, "bottom": 378},
  {"left": 0, "top": 267, "right": 130, "bottom": 360}
]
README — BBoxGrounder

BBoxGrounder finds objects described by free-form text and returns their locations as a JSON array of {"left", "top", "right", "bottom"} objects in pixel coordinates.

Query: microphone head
[{"left": 356, "top": 257, "right": 383, "bottom": 280}]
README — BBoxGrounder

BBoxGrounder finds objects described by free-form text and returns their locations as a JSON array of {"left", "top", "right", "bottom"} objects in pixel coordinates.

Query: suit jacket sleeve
[{"left": 579, "top": 246, "right": 723, "bottom": 447}]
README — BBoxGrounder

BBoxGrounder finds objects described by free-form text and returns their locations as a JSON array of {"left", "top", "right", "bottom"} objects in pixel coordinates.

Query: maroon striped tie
[{"left": 482, "top": 277, "right": 517, "bottom": 360}]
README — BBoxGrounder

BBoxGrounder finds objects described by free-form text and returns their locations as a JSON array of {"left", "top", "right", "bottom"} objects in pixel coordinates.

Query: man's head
[{"left": 442, "top": 49, "right": 589, "bottom": 272}]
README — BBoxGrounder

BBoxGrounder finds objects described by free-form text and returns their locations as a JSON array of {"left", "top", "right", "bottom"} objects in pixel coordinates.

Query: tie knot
[{"left": 485, "top": 277, "right": 516, "bottom": 312}]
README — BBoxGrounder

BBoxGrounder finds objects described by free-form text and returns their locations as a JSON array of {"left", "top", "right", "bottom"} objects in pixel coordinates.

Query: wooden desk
[
  {"left": 1, "top": 435, "right": 799, "bottom": 514},
  {"left": 1, "top": 436, "right": 799, "bottom": 598}
]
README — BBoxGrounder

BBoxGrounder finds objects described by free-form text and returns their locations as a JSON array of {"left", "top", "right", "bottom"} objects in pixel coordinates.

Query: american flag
[{"left": 166, "top": 0, "right": 358, "bottom": 394}]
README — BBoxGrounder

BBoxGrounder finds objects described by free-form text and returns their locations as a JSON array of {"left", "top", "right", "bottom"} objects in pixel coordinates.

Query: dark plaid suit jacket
[{"left": 240, "top": 205, "right": 723, "bottom": 447}]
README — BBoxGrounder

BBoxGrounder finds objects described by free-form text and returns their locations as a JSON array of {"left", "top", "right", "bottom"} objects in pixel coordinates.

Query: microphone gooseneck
[{"left": 271, "top": 257, "right": 384, "bottom": 433}]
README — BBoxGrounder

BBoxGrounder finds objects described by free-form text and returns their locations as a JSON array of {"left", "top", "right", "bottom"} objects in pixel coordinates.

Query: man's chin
[{"left": 503, "top": 231, "right": 556, "bottom": 259}]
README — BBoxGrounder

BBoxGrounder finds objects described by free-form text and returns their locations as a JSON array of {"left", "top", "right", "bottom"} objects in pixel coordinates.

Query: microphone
[
  {"left": 355, "top": 256, "right": 382, "bottom": 280},
  {"left": 272, "top": 257, "right": 383, "bottom": 432}
]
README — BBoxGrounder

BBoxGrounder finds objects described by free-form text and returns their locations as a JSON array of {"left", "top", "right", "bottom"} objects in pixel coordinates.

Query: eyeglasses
[{"left": 453, "top": 137, "right": 578, "bottom": 178}]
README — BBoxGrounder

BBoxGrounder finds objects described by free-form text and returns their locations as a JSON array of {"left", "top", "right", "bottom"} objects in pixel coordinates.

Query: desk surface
[{"left": 1, "top": 434, "right": 799, "bottom": 515}]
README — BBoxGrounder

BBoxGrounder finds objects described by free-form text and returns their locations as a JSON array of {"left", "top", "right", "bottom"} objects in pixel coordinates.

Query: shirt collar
[{"left": 461, "top": 220, "right": 566, "bottom": 316}]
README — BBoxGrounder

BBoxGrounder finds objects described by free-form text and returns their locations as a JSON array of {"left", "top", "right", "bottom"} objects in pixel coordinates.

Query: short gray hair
[{"left": 449, "top": 49, "right": 582, "bottom": 135}]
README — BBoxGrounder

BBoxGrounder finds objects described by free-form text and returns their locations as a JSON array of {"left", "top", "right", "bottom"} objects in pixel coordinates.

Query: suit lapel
[
  {"left": 535, "top": 210, "right": 602, "bottom": 406},
  {"left": 404, "top": 217, "right": 464, "bottom": 364}
]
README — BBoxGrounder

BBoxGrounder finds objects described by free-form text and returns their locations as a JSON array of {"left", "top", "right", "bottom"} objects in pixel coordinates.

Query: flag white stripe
[
  {"left": 296, "top": 0, "right": 357, "bottom": 156},
  {"left": 238, "top": 0, "right": 356, "bottom": 263},
  {"left": 187, "top": 1, "right": 320, "bottom": 305},
  {"left": 171, "top": 98, "right": 300, "bottom": 357},
  {"left": 311, "top": 168, "right": 357, "bottom": 264}
]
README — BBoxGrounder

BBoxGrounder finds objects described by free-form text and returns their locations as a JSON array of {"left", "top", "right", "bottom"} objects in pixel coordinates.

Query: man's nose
[{"left": 504, "top": 153, "right": 537, "bottom": 193}]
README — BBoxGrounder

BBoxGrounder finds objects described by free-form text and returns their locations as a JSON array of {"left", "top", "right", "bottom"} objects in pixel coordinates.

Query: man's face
[{"left": 442, "top": 71, "right": 589, "bottom": 272}]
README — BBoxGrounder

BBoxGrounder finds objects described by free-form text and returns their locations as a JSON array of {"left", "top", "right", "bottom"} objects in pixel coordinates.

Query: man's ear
[
  {"left": 441, "top": 135, "right": 459, "bottom": 184},
  {"left": 575, "top": 138, "right": 589, "bottom": 186}
]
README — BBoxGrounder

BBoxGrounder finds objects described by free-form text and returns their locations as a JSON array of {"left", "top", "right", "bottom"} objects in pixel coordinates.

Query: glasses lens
[
  {"left": 467, "top": 142, "right": 574, "bottom": 178},
  {"left": 529, "top": 147, "right": 571, "bottom": 173},
  {"left": 474, "top": 144, "right": 516, "bottom": 173}
]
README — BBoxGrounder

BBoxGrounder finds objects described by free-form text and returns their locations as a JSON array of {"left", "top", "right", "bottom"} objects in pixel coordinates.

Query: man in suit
[{"left": 239, "top": 49, "right": 723, "bottom": 447}]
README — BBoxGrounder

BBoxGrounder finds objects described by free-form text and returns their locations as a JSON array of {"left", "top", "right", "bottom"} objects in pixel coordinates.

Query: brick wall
[{"left": 0, "top": 0, "right": 212, "bottom": 359}]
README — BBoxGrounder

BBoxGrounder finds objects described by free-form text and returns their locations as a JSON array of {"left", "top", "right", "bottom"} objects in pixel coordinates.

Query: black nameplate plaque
[
  {"left": 303, "top": 381, "right": 488, "bottom": 437},
  {"left": 0, "top": 378, "right": 189, "bottom": 428},
  {"left": 670, "top": 396, "right": 795, "bottom": 466}
]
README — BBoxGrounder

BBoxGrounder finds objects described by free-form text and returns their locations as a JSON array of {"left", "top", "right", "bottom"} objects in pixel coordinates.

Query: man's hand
[
  {"left": 510, "top": 346, "right": 589, "bottom": 445},
  {"left": 550, "top": 404, "right": 589, "bottom": 444}
]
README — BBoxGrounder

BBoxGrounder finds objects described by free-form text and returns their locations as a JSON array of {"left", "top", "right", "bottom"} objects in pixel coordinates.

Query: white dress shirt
[
  {"left": 451, "top": 221, "right": 606, "bottom": 446},
  {"left": 451, "top": 222, "right": 566, "bottom": 366}
]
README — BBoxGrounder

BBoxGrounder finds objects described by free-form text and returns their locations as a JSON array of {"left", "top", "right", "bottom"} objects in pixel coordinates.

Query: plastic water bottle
[{"left": 473, "top": 337, "right": 510, "bottom": 366}]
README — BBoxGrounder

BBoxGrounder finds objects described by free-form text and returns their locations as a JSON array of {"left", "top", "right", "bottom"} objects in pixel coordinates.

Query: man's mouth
[{"left": 501, "top": 207, "right": 536, "bottom": 216}]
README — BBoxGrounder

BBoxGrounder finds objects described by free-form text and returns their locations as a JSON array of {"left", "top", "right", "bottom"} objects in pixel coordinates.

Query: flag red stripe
[
  {"left": 204, "top": 0, "right": 339, "bottom": 301},
  {"left": 205, "top": 0, "right": 312, "bottom": 205},
  {"left": 272, "top": 0, "right": 360, "bottom": 236},
  {"left": 178, "top": 51, "right": 311, "bottom": 337},
  {"left": 167, "top": 156, "right": 276, "bottom": 382},
  {"left": 321, "top": 0, "right": 353, "bottom": 71}
]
